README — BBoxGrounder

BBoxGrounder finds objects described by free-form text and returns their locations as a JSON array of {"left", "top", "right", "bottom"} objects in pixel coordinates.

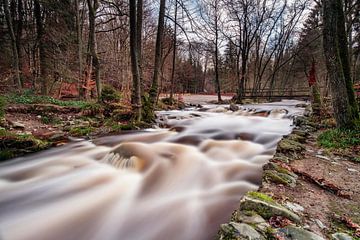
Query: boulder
[
  {"left": 229, "top": 103, "right": 240, "bottom": 112},
  {"left": 331, "top": 232, "right": 354, "bottom": 240},
  {"left": 277, "top": 226, "right": 325, "bottom": 240},
  {"left": 219, "top": 222, "right": 265, "bottom": 240},
  {"left": 239, "top": 196, "right": 301, "bottom": 223},
  {"left": 264, "top": 170, "right": 297, "bottom": 187}
]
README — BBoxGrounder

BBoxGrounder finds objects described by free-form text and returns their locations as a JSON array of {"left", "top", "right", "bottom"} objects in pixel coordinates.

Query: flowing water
[{"left": 0, "top": 100, "right": 305, "bottom": 240}]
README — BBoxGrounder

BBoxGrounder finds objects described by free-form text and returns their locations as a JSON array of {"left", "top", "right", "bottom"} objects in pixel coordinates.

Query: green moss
[
  {"left": 0, "top": 130, "right": 50, "bottom": 161},
  {"left": 318, "top": 128, "right": 360, "bottom": 149},
  {"left": 277, "top": 139, "right": 305, "bottom": 153},
  {"left": 247, "top": 191, "right": 276, "bottom": 204},
  {"left": 68, "top": 126, "right": 95, "bottom": 136},
  {"left": 264, "top": 170, "right": 297, "bottom": 187}
]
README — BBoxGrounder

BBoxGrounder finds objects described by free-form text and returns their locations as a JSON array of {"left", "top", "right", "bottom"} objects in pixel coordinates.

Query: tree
[
  {"left": 129, "top": 0, "right": 142, "bottom": 122},
  {"left": 323, "top": 0, "right": 359, "bottom": 128},
  {"left": 2, "top": 0, "right": 21, "bottom": 88},
  {"left": 147, "top": 0, "right": 166, "bottom": 121},
  {"left": 86, "top": 0, "right": 101, "bottom": 99}
]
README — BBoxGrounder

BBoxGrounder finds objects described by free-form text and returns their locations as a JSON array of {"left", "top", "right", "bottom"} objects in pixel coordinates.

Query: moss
[
  {"left": 68, "top": 126, "right": 95, "bottom": 136},
  {"left": 264, "top": 170, "right": 297, "bottom": 187},
  {"left": 277, "top": 139, "right": 305, "bottom": 153},
  {"left": 0, "top": 130, "right": 50, "bottom": 161},
  {"left": 247, "top": 191, "right": 276, "bottom": 204}
]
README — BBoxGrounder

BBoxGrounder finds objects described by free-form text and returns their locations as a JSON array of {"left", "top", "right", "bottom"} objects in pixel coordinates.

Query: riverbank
[{"left": 218, "top": 114, "right": 360, "bottom": 239}]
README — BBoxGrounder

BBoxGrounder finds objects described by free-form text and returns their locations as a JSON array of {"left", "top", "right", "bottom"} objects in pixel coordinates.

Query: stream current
[{"left": 0, "top": 100, "right": 305, "bottom": 240}]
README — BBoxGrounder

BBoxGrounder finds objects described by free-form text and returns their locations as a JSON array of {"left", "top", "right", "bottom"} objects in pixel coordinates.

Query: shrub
[{"left": 100, "top": 85, "right": 121, "bottom": 103}]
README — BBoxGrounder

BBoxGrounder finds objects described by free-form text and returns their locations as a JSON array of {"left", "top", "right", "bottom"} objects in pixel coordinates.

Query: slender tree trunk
[
  {"left": 34, "top": 0, "right": 48, "bottom": 94},
  {"left": 129, "top": 0, "right": 142, "bottom": 122},
  {"left": 214, "top": 15, "right": 222, "bottom": 102},
  {"left": 75, "top": 0, "right": 83, "bottom": 98},
  {"left": 323, "top": 0, "right": 358, "bottom": 128},
  {"left": 136, "top": 0, "right": 144, "bottom": 95},
  {"left": 3, "top": 0, "right": 21, "bottom": 89},
  {"left": 170, "top": 0, "right": 178, "bottom": 101},
  {"left": 87, "top": 0, "right": 101, "bottom": 99},
  {"left": 148, "top": 0, "right": 166, "bottom": 120}
]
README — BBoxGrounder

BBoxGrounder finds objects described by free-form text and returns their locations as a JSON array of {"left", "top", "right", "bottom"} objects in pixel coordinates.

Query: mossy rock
[
  {"left": 264, "top": 170, "right": 297, "bottom": 187},
  {"left": 277, "top": 139, "right": 305, "bottom": 153},
  {"left": 331, "top": 232, "right": 353, "bottom": 240},
  {"left": 219, "top": 222, "right": 265, "bottom": 240},
  {"left": 277, "top": 226, "right": 325, "bottom": 240},
  {"left": 239, "top": 196, "right": 301, "bottom": 223},
  {"left": 286, "top": 133, "right": 306, "bottom": 143},
  {"left": 0, "top": 131, "right": 50, "bottom": 161}
]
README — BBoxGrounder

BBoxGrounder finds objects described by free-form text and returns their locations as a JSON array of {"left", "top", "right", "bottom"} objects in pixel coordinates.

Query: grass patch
[
  {"left": 246, "top": 191, "right": 276, "bottom": 204},
  {"left": 318, "top": 128, "right": 360, "bottom": 149},
  {"left": 5, "top": 92, "right": 88, "bottom": 108}
]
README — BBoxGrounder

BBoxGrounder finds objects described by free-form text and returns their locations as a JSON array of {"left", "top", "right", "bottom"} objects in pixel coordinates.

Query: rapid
[{"left": 0, "top": 100, "right": 305, "bottom": 240}]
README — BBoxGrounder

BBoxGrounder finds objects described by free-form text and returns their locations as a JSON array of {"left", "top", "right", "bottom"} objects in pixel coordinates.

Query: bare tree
[
  {"left": 129, "top": 0, "right": 142, "bottom": 121},
  {"left": 2, "top": 0, "right": 21, "bottom": 88}
]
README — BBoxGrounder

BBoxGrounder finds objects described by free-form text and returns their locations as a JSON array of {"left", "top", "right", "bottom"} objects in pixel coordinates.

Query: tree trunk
[
  {"left": 336, "top": 0, "right": 359, "bottom": 119},
  {"left": 129, "top": 0, "right": 142, "bottom": 122},
  {"left": 75, "top": 0, "right": 83, "bottom": 98},
  {"left": 87, "top": 0, "right": 101, "bottom": 99},
  {"left": 323, "top": 0, "right": 358, "bottom": 129},
  {"left": 170, "top": 0, "right": 178, "bottom": 101},
  {"left": 148, "top": 0, "right": 166, "bottom": 121},
  {"left": 3, "top": 0, "right": 21, "bottom": 89},
  {"left": 34, "top": 0, "right": 48, "bottom": 95},
  {"left": 214, "top": 13, "right": 222, "bottom": 102},
  {"left": 136, "top": 0, "right": 144, "bottom": 95}
]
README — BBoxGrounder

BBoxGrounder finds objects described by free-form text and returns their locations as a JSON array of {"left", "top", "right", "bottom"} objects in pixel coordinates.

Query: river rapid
[{"left": 0, "top": 100, "right": 305, "bottom": 240}]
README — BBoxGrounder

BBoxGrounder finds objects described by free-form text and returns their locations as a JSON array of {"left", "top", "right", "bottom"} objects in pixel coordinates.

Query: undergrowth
[
  {"left": 5, "top": 92, "right": 88, "bottom": 108},
  {"left": 318, "top": 128, "right": 360, "bottom": 149}
]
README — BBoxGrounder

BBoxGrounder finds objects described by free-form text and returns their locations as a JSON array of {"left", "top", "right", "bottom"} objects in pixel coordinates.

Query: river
[{"left": 0, "top": 100, "right": 305, "bottom": 240}]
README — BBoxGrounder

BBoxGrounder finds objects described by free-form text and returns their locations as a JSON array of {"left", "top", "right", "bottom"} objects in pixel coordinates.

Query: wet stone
[
  {"left": 278, "top": 226, "right": 325, "bottom": 240},
  {"left": 239, "top": 196, "right": 301, "bottom": 223},
  {"left": 219, "top": 222, "right": 265, "bottom": 240},
  {"left": 331, "top": 232, "right": 354, "bottom": 240}
]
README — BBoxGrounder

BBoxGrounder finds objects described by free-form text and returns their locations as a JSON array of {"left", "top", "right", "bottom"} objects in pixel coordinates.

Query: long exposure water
[{"left": 0, "top": 100, "right": 305, "bottom": 240}]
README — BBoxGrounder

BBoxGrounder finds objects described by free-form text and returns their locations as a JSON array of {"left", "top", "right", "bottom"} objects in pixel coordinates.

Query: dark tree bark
[
  {"left": 336, "top": 0, "right": 359, "bottom": 119},
  {"left": 3, "top": 0, "right": 21, "bottom": 88},
  {"left": 75, "top": 0, "right": 83, "bottom": 98},
  {"left": 148, "top": 0, "right": 166, "bottom": 121},
  {"left": 214, "top": 1, "right": 222, "bottom": 102},
  {"left": 170, "top": 0, "right": 178, "bottom": 101},
  {"left": 136, "top": 0, "right": 144, "bottom": 96},
  {"left": 323, "top": 0, "right": 359, "bottom": 128},
  {"left": 129, "top": 0, "right": 142, "bottom": 122},
  {"left": 34, "top": 0, "right": 48, "bottom": 94},
  {"left": 87, "top": 0, "right": 101, "bottom": 99}
]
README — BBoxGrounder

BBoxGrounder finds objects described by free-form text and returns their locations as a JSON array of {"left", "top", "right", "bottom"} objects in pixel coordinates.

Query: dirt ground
[{"left": 261, "top": 130, "right": 360, "bottom": 238}]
